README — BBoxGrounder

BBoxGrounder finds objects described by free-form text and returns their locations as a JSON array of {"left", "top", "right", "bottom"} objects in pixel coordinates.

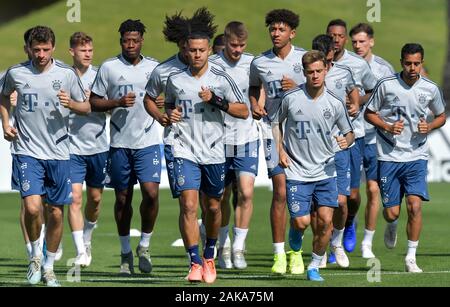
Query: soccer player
[
  {"left": 277, "top": 50, "right": 354, "bottom": 281},
  {"left": 165, "top": 26, "right": 248, "bottom": 283},
  {"left": 210, "top": 21, "right": 259, "bottom": 270},
  {"left": 5, "top": 27, "right": 46, "bottom": 261},
  {"left": 90, "top": 19, "right": 160, "bottom": 275},
  {"left": 67, "top": 32, "right": 107, "bottom": 267},
  {"left": 249, "top": 9, "right": 307, "bottom": 274},
  {"left": 365, "top": 43, "right": 445, "bottom": 272},
  {"left": 327, "top": 19, "right": 377, "bottom": 256},
  {"left": 212, "top": 34, "right": 225, "bottom": 54},
  {"left": 144, "top": 8, "right": 221, "bottom": 267},
  {"left": 311, "top": 34, "right": 359, "bottom": 268},
  {"left": 0, "top": 26, "right": 89, "bottom": 287},
  {"left": 350, "top": 23, "right": 395, "bottom": 259}
]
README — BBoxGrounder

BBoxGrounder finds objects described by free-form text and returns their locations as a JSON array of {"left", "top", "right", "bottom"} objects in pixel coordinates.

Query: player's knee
[
  {"left": 383, "top": 208, "right": 400, "bottom": 222},
  {"left": 367, "top": 182, "right": 380, "bottom": 195},
  {"left": 292, "top": 217, "right": 309, "bottom": 231},
  {"left": 24, "top": 204, "right": 41, "bottom": 217},
  {"left": 71, "top": 192, "right": 83, "bottom": 208},
  {"left": 47, "top": 205, "right": 64, "bottom": 221}
]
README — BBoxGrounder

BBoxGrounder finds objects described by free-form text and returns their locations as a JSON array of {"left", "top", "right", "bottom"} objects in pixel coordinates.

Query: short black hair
[
  {"left": 186, "top": 7, "right": 217, "bottom": 41},
  {"left": 118, "top": 19, "right": 146, "bottom": 37},
  {"left": 265, "top": 9, "right": 299, "bottom": 30},
  {"left": 23, "top": 27, "right": 34, "bottom": 44},
  {"left": 401, "top": 43, "right": 424, "bottom": 60},
  {"left": 327, "top": 19, "right": 347, "bottom": 32},
  {"left": 163, "top": 11, "right": 189, "bottom": 43},
  {"left": 27, "top": 26, "right": 55, "bottom": 47},
  {"left": 213, "top": 34, "right": 225, "bottom": 47},
  {"left": 349, "top": 23, "right": 374, "bottom": 38},
  {"left": 312, "top": 34, "right": 334, "bottom": 55}
]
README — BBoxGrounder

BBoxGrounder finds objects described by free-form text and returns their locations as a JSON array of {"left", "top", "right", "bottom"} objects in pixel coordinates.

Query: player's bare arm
[
  {"left": 90, "top": 91, "right": 136, "bottom": 112},
  {"left": 58, "top": 89, "right": 91, "bottom": 115}
]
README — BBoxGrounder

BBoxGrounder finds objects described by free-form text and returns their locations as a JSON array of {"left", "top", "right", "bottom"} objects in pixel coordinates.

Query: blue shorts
[
  {"left": 378, "top": 160, "right": 429, "bottom": 208},
  {"left": 12, "top": 155, "right": 72, "bottom": 205},
  {"left": 164, "top": 145, "right": 179, "bottom": 199},
  {"left": 108, "top": 145, "right": 161, "bottom": 191},
  {"left": 335, "top": 149, "right": 351, "bottom": 196},
  {"left": 174, "top": 158, "right": 225, "bottom": 198},
  {"left": 70, "top": 151, "right": 108, "bottom": 188},
  {"left": 363, "top": 143, "right": 378, "bottom": 181},
  {"left": 11, "top": 154, "right": 20, "bottom": 191},
  {"left": 224, "top": 141, "right": 259, "bottom": 186},
  {"left": 286, "top": 178, "right": 338, "bottom": 218},
  {"left": 263, "top": 138, "right": 284, "bottom": 178},
  {"left": 349, "top": 137, "right": 365, "bottom": 189}
]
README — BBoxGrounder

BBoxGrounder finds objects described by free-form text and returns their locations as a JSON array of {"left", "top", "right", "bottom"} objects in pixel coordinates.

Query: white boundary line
[{"left": 4, "top": 270, "right": 450, "bottom": 285}]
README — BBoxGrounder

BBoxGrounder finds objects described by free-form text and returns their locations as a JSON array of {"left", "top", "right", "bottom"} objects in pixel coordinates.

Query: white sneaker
[
  {"left": 55, "top": 245, "right": 63, "bottom": 261},
  {"left": 74, "top": 253, "right": 88, "bottom": 267},
  {"left": 332, "top": 246, "right": 350, "bottom": 268},
  {"left": 232, "top": 250, "right": 247, "bottom": 269},
  {"left": 218, "top": 247, "right": 233, "bottom": 269},
  {"left": 85, "top": 245, "right": 92, "bottom": 267},
  {"left": 26, "top": 256, "right": 42, "bottom": 285},
  {"left": 42, "top": 268, "right": 61, "bottom": 287},
  {"left": 318, "top": 253, "right": 327, "bottom": 269},
  {"left": 384, "top": 223, "right": 397, "bottom": 249},
  {"left": 361, "top": 244, "right": 376, "bottom": 259},
  {"left": 405, "top": 258, "right": 423, "bottom": 273}
]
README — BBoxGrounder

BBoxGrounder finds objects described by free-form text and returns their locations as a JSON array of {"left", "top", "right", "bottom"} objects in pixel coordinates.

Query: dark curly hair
[
  {"left": 163, "top": 11, "right": 189, "bottom": 43},
  {"left": 265, "top": 9, "right": 299, "bottom": 29},
  {"left": 118, "top": 19, "right": 146, "bottom": 37},
  {"left": 186, "top": 7, "right": 217, "bottom": 40}
]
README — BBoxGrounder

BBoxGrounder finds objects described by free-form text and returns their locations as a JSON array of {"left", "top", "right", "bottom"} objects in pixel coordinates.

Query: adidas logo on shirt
[
  {"left": 296, "top": 109, "right": 303, "bottom": 115},
  {"left": 179, "top": 89, "right": 185, "bottom": 95},
  {"left": 23, "top": 83, "right": 31, "bottom": 89},
  {"left": 393, "top": 96, "right": 400, "bottom": 103},
  {"left": 118, "top": 75, "right": 126, "bottom": 82},
  {"left": 267, "top": 70, "right": 273, "bottom": 76}
]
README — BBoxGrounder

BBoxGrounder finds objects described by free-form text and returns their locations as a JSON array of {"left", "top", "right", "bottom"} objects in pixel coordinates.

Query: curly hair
[
  {"left": 118, "top": 19, "right": 146, "bottom": 37},
  {"left": 265, "top": 9, "right": 299, "bottom": 29},
  {"left": 186, "top": 7, "right": 217, "bottom": 40},
  {"left": 163, "top": 11, "right": 189, "bottom": 43}
]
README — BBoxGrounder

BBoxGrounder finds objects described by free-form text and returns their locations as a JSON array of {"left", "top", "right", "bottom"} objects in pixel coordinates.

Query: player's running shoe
[
  {"left": 287, "top": 250, "right": 304, "bottom": 274},
  {"left": 271, "top": 252, "right": 287, "bottom": 274},
  {"left": 232, "top": 250, "right": 247, "bottom": 270},
  {"left": 343, "top": 221, "right": 357, "bottom": 252},
  {"left": 307, "top": 268, "right": 324, "bottom": 282},
  {"left": 218, "top": 247, "right": 232, "bottom": 269},
  {"left": 405, "top": 258, "right": 423, "bottom": 273},
  {"left": 27, "top": 256, "right": 42, "bottom": 285},
  {"left": 187, "top": 263, "right": 203, "bottom": 282},
  {"left": 119, "top": 251, "right": 134, "bottom": 275},
  {"left": 136, "top": 245, "right": 152, "bottom": 273},
  {"left": 202, "top": 258, "right": 217, "bottom": 284},
  {"left": 42, "top": 268, "right": 61, "bottom": 287},
  {"left": 331, "top": 246, "right": 349, "bottom": 268}
]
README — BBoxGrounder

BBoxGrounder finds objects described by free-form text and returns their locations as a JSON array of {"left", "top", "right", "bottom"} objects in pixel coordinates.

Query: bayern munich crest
[
  {"left": 293, "top": 63, "right": 302, "bottom": 73},
  {"left": 52, "top": 80, "right": 62, "bottom": 91}
]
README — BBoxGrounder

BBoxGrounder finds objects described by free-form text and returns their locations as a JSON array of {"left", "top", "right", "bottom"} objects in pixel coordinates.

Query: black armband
[{"left": 208, "top": 92, "right": 229, "bottom": 112}]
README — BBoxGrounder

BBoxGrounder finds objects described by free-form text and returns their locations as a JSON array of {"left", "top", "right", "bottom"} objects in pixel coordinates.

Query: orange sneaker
[
  {"left": 187, "top": 263, "right": 203, "bottom": 282},
  {"left": 202, "top": 258, "right": 217, "bottom": 284}
]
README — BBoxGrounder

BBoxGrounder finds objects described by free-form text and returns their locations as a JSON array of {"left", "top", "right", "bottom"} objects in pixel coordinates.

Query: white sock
[
  {"left": 362, "top": 229, "right": 375, "bottom": 246},
  {"left": 25, "top": 242, "right": 32, "bottom": 259},
  {"left": 218, "top": 225, "right": 230, "bottom": 248},
  {"left": 72, "top": 230, "right": 85, "bottom": 255},
  {"left": 31, "top": 239, "right": 41, "bottom": 258},
  {"left": 83, "top": 220, "right": 97, "bottom": 246},
  {"left": 308, "top": 252, "right": 324, "bottom": 270},
  {"left": 406, "top": 240, "right": 419, "bottom": 260},
  {"left": 139, "top": 232, "right": 152, "bottom": 248},
  {"left": 273, "top": 242, "right": 285, "bottom": 255},
  {"left": 119, "top": 235, "right": 131, "bottom": 254},
  {"left": 331, "top": 227, "right": 344, "bottom": 248},
  {"left": 43, "top": 251, "right": 56, "bottom": 271},
  {"left": 232, "top": 227, "right": 249, "bottom": 252},
  {"left": 39, "top": 224, "right": 46, "bottom": 250}
]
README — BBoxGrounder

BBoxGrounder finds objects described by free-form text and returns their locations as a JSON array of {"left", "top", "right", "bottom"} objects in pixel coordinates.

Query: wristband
[{"left": 208, "top": 92, "right": 229, "bottom": 112}]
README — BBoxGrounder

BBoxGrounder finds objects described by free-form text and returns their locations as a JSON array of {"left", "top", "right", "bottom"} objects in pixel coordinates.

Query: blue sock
[
  {"left": 203, "top": 238, "right": 217, "bottom": 259},
  {"left": 289, "top": 228, "right": 303, "bottom": 252},
  {"left": 187, "top": 245, "right": 202, "bottom": 265}
]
